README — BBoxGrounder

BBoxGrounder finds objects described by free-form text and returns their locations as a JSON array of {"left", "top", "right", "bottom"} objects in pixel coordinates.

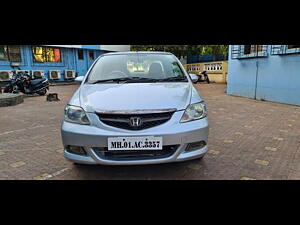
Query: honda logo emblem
[{"left": 129, "top": 117, "right": 142, "bottom": 127}]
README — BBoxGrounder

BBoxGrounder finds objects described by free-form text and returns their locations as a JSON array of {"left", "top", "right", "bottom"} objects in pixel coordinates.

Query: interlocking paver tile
[
  {"left": 279, "top": 130, "right": 288, "bottom": 133},
  {"left": 273, "top": 137, "right": 284, "bottom": 141},
  {"left": 208, "top": 150, "right": 220, "bottom": 155},
  {"left": 187, "top": 163, "right": 202, "bottom": 170},
  {"left": 9, "top": 161, "right": 26, "bottom": 168},
  {"left": 240, "top": 177, "right": 256, "bottom": 180},
  {"left": 56, "top": 149, "right": 64, "bottom": 154},
  {"left": 265, "top": 147, "right": 278, "bottom": 152},
  {"left": 33, "top": 173, "right": 52, "bottom": 180},
  {"left": 254, "top": 159, "right": 269, "bottom": 166}
]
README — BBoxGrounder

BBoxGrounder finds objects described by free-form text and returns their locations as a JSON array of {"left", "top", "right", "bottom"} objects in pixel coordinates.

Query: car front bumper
[{"left": 61, "top": 111, "right": 209, "bottom": 165}]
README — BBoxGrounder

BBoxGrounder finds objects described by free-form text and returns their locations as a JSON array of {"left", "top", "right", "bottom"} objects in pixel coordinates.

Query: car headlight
[
  {"left": 180, "top": 102, "right": 207, "bottom": 123},
  {"left": 64, "top": 105, "right": 90, "bottom": 125}
]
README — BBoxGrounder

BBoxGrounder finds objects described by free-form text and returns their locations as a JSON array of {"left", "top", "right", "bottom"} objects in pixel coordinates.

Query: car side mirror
[
  {"left": 75, "top": 76, "right": 84, "bottom": 83},
  {"left": 189, "top": 74, "right": 199, "bottom": 83}
]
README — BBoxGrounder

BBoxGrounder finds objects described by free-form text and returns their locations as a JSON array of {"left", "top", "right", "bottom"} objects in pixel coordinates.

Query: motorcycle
[{"left": 4, "top": 70, "right": 49, "bottom": 95}]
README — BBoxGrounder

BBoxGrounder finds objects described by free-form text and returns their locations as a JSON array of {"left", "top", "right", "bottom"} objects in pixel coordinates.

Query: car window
[{"left": 87, "top": 53, "right": 186, "bottom": 82}]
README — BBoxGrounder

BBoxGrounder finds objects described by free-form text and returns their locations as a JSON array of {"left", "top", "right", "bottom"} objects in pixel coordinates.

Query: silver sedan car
[{"left": 61, "top": 51, "right": 209, "bottom": 165}]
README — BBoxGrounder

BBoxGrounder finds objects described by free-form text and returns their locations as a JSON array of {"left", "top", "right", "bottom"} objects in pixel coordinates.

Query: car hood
[{"left": 78, "top": 83, "right": 193, "bottom": 112}]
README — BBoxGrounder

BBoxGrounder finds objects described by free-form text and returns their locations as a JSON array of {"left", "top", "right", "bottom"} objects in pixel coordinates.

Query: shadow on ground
[{"left": 62, "top": 157, "right": 209, "bottom": 180}]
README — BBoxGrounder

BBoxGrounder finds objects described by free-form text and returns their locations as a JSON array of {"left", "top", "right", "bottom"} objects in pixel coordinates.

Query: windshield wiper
[
  {"left": 156, "top": 77, "right": 188, "bottom": 82},
  {"left": 90, "top": 77, "right": 132, "bottom": 84},
  {"left": 90, "top": 76, "right": 188, "bottom": 84},
  {"left": 122, "top": 77, "right": 160, "bottom": 83},
  {"left": 90, "top": 77, "right": 159, "bottom": 84}
]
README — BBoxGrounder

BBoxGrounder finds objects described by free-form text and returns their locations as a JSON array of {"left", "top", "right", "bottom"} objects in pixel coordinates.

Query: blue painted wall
[
  {"left": 81, "top": 45, "right": 101, "bottom": 50},
  {"left": 0, "top": 45, "right": 103, "bottom": 81},
  {"left": 227, "top": 45, "right": 300, "bottom": 106}
]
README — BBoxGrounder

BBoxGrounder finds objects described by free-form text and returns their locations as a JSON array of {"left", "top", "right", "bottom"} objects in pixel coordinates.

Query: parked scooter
[
  {"left": 4, "top": 69, "right": 49, "bottom": 95},
  {"left": 197, "top": 71, "right": 210, "bottom": 84}
]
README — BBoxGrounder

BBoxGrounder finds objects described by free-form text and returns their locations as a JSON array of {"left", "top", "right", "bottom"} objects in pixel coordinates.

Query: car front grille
[
  {"left": 92, "top": 145, "right": 179, "bottom": 161},
  {"left": 96, "top": 111, "right": 175, "bottom": 130}
]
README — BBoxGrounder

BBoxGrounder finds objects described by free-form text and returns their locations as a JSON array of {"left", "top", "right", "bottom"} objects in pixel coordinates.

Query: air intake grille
[
  {"left": 93, "top": 145, "right": 179, "bottom": 161},
  {"left": 97, "top": 111, "right": 175, "bottom": 130}
]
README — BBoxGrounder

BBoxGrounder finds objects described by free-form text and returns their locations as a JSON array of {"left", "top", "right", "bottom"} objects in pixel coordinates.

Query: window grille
[
  {"left": 271, "top": 45, "right": 300, "bottom": 55},
  {"left": 231, "top": 45, "right": 268, "bottom": 59},
  {"left": 0, "top": 45, "right": 21, "bottom": 62},
  {"left": 8, "top": 46, "right": 22, "bottom": 62}
]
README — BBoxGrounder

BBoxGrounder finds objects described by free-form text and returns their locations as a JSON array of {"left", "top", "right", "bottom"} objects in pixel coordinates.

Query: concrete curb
[{"left": 0, "top": 93, "right": 24, "bottom": 107}]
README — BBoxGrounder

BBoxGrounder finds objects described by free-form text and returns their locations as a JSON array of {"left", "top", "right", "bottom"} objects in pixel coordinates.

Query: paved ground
[{"left": 0, "top": 83, "right": 299, "bottom": 180}]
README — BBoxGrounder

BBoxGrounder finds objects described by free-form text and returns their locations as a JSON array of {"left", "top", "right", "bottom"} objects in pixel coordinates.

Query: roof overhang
[{"left": 42, "top": 45, "right": 130, "bottom": 52}]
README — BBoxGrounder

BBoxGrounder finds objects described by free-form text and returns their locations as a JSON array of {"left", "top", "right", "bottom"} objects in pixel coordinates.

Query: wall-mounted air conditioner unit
[
  {"left": 32, "top": 70, "right": 45, "bottom": 79},
  {"left": 49, "top": 70, "right": 61, "bottom": 80},
  {"left": 0, "top": 70, "right": 13, "bottom": 81},
  {"left": 16, "top": 70, "right": 30, "bottom": 76},
  {"left": 65, "top": 70, "right": 76, "bottom": 79}
]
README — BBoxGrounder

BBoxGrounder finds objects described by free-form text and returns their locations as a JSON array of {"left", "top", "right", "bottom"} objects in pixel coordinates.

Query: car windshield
[{"left": 87, "top": 53, "right": 188, "bottom": 83}]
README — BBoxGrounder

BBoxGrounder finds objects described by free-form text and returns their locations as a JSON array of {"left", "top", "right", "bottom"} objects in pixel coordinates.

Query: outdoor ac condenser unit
[
  {"left": 32, "top": 70, "right": 45, "bottom": 79},
  {"left": 0, "top": 70, "right": 13, "bottom": 81},
  {"left": 65, "top": 70, "right": 76, "bottom": 79},
  {"left": 49, "top": 70, "right": 61, "bottom": 80}
]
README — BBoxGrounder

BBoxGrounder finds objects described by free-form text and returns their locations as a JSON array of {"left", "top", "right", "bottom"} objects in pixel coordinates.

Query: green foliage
[{"left": 130, "top": 45, "right": 228, "bottom": 59}]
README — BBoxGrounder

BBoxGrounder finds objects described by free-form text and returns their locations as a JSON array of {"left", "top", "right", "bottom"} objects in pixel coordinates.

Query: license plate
[{"left": 108, "top": 136, "right": 163, "bottom": 151}]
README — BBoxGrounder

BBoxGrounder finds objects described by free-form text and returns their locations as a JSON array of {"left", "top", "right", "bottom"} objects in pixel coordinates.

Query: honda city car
[{"left": 61, "top": 51, "right": 209, "bottom": 165}]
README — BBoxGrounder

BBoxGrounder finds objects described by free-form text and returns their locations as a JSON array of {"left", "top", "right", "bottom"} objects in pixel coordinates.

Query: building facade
[
  {"left": 227, "top": 45, "right": 300, "bottom": 106},
  {"left": 0, "top": 45, "right": 130, "bottom": 82}
]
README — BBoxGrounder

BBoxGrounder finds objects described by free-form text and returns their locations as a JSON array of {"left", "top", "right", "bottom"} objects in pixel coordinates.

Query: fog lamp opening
[
  {"left": 185, "top": 141, "right": 206, "bottom": 152},
  {"left": 66, "top": 145, "right": 87, "bottom": 156}
]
